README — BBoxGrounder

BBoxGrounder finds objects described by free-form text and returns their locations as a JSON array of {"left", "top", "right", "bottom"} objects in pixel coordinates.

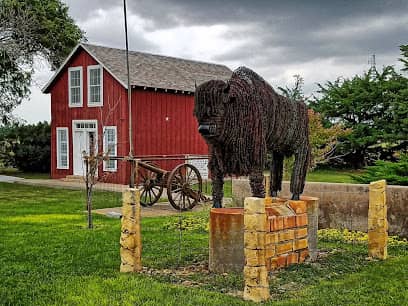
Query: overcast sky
[{"left": 14, "top": 0, "right": 408, "bottom": 123}]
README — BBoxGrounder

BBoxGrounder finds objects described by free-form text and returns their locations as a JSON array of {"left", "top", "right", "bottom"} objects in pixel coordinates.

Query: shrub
[
  {"left": 352, "top": 154, "right": 408, "bottom": 186},
  {"left": 318, "top": 228, "right": 408, "bottom": 247},
  {"left": 0, "top": 122, "right": 51, "bottom": 172},
  {"left": 162, "top": 214, "right": 209, "bottom": 232}
]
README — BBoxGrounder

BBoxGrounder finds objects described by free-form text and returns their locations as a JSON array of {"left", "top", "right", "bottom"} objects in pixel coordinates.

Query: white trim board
[
  {"left": 87, "top": 64, "right": 103, "bottom": 107},
  {"left": 56, "top": 127, "right": 69, "bottom": 170}
]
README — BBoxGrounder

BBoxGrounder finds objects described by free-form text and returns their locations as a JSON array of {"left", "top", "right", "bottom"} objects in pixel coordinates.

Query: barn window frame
[
  {"left": 56, "top": 127, "right": 69, "bottom": 169},
  {"left": 103, "top": 126, "right": 117, "bottom": 172},
  {"left": 68, "top": 67, "right": 83, "bottom": 107},
  {"left": 87, "top": 65, "right": 103, "bottom": 107}
]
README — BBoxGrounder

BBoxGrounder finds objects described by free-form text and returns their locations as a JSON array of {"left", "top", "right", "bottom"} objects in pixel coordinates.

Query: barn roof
[{"left": 42, "top": 43, "right": 232, "bottom": 93}]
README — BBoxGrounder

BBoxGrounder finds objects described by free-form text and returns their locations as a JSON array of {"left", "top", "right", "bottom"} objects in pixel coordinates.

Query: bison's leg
[
  {"left": 290, "top": 144, "right": 310, "bottom": 200},
  {"left": 210, "top": 158, "right": 224, "bottom": 208},
  {"left": 270, "top": 152, "right": 284, "bottom": 197},
  {"left": 249, "top": 168, "right": 265, "bottom": 198}
]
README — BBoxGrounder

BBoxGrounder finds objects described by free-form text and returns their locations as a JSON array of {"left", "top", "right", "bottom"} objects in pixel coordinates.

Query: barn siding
[
  {"left": 132, "top": 89, "right": 208, "bottom": 171},
  {"left": 49, "top": 48, "right": 208, "bottom": 185},
  {"left": 50, "top": 49, "right": 129, "bottom": 184}
]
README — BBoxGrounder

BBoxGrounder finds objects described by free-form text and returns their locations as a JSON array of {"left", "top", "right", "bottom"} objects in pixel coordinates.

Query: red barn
[{"left": 42, "top": 43, "right": 232, "bottom": 184}]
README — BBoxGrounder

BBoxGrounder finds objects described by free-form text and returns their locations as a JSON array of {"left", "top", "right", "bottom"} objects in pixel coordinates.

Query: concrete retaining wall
[{"left": 232, "top": 179, "right": 408, "bottom": 238}]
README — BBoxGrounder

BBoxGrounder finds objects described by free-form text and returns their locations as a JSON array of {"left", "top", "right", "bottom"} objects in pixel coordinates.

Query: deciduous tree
[
  {"left": 0, "top": 0, "right": 85, "bottom": 124},
  {"left": 309, "top": 66, "right": 408, "bottom": 168}
]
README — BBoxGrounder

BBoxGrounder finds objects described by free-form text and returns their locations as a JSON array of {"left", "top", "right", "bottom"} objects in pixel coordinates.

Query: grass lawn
[
  {"left": 1, "top": 183, "right": 407, "bottom": 305},
  {"left": 305, "top": 168, "right": 362, "bottom": 184}
]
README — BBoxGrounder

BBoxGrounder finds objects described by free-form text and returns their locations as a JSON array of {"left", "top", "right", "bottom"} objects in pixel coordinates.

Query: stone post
[
  {"left": 368, "top": 180, "right": 387, "bottom": 259},
  {"left": 120, "top": 188, "right": 142, "bottom": 272},
  {"left": 243, "top": 197, "right": 270, "bottom": 302},
  {"left": 300, "top": 196, "right": 319, "bottom": 261},
  {"left": 264, "top": 174, "right": 271, "bottom": 197}
]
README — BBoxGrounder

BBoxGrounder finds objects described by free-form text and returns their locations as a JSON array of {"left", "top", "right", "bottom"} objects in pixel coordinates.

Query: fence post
[
  {"left": 120, "top": 188, "right": 142, "bottom": 272},
  {"left": 243, "top": 197, "right": 270, "bottom": 302},
  {"left": 301, "top": 196, "right": 319, "bottom": 261},
  {"left": 368, "top": 180, "right": 387, "bottom": 259}
]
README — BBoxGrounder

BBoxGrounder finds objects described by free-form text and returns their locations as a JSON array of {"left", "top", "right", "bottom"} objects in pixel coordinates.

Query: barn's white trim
[
  {"left": 103, "top": 126, "right": 117, "bottom": 172},
  {"left": 68, "top": 66, "right": 83, "bottom": 107},
  {"left": 56, "top": 127, "right": 69, "bottom": 169},
  {"left": 87, "top": 65, "right": 103, "bottom": 107}
]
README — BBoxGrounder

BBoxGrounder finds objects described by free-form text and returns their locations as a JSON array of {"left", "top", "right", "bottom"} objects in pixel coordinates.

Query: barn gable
[{"left": 43, "top": 43, "right": 232, "bottom": 94}]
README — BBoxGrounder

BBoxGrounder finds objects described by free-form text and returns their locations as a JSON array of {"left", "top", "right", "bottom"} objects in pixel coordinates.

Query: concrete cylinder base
[{"left": 209, "top": 208, "right": 244, "bottom": 273}]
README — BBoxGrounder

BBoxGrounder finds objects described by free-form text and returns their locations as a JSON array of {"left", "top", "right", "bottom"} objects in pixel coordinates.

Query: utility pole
[{"left": 123, "top": 0, "right": 135, "bottom": 188}]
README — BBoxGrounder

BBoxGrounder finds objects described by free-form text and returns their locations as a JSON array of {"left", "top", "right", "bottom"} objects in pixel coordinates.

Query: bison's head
[{"left": 194, "top": 80, "right": 229, "bottom": 144}]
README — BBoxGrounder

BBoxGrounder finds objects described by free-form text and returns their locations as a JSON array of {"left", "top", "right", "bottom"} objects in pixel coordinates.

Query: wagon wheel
[
  {"left": 138, "top": 162, "right": 163, "bottom": 206},
  {"left": 167, "top": 164, "right": 203, "bottom": 211}
]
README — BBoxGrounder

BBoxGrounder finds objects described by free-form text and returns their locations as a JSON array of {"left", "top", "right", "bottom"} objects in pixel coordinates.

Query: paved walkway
[
  {"left": 10, "top": 177, "right": 128, "bottom": 192},
  {"left": 0, "top": 175, "right": 24, "bottom": 183}
]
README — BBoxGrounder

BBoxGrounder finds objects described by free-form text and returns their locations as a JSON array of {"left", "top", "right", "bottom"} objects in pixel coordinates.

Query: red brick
[
  {"left": 294, "top": 238, "right": 308, "bottom": 251},
  {"left": 278, "top": 230, "right": 295, "bottom": 242},
  {"left": 276, "top": 242, "right": 293, "bottom": 255},
  {"left": 299, "top": 249, "right": 309, "bottom": 263},
  {"left": 294, "top": 227, "right": 308, "bottom": 239},
  {"left": 276, "top": 255, "right": 287, "bottom": 268},
  {"left": 287, "top": 252, "right": 299, "bottom": 265},
  {"left": 277, "top": 216, "right": 284, "bottom": 230},
  {"left": 269, "top": 216, "right": 284, "bottom": 231},
  {"left": 283, "top": 216, "right": 296, "bottom": 229},
  {"left": 288, "top": 200, "right": 307, "bottom": 214},
  {"left": 272, "top": 254, "right": 288, "bottom": 269},
  {"left": 271, "top": 257, "right": 278, "bottom": 270},
  {"left": 296, "top": 214, "right": 308, "bottom": 227}
]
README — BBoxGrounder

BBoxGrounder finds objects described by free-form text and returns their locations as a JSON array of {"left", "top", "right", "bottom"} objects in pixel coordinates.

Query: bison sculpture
[{"left": 194, "top": 66, "right": 310, "bottom": 208}]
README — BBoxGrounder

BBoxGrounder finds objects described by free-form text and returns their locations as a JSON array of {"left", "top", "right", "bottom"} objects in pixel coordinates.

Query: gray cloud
[{"left": 17, "top": 0, "right": 408, "bottom": 123}]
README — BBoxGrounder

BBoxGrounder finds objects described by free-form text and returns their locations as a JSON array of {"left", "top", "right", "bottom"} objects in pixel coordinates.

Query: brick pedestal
[{"left": 265, "top": 199, "right": 309, "bottom": 270}]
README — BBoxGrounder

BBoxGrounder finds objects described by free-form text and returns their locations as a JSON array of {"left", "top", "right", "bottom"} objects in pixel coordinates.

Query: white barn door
[{"left": 72, "top": 120, "right": 97, "bottom": 176}]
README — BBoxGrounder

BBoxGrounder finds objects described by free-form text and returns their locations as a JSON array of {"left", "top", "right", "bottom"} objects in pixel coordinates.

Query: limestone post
[
  {"left": 368, "top": 180, "right": 387, "bottom": 260},
  {"left": 120, "top": 188, "right": 142, "bottom": 272},
  {"left": 243, "top": 197, "right": 270, "bottom": 302},
  {"left": 300, "top": 196, "right": 319, "bottom": 261},
  {"left": 264, "top": 174, "right": 271, "bottom": 197}
]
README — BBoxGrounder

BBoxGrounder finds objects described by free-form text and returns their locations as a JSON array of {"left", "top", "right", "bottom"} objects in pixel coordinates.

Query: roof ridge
[{"left": 81, "top": 42, "right": 230, "bottom": 69}]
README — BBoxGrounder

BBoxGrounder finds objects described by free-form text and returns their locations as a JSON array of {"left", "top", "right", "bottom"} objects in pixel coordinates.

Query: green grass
[
  {"left": 305, "top": 168, "right": 362, "bottom": 184},
  {"left": 0, "top": 182, "right": 407, "bottom": 305}
]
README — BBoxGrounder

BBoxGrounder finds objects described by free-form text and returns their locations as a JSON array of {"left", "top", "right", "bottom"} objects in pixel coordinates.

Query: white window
[
  {"left": 56, "top": 127, "right": 69, "bottom": 169},
  {"left": 103, "top": 126, "right": 117, "bottom": 171},
  {"left": 68, "top": 67, "right": 83, "bottom": 107},
  {"left": 87, "top": 65, "right": 103, "bottom": 106}
]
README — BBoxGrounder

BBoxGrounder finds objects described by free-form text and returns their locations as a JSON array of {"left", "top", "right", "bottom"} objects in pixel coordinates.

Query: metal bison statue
[{"left": 194, "top": 66, "right": 310, "bottom": 208}]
